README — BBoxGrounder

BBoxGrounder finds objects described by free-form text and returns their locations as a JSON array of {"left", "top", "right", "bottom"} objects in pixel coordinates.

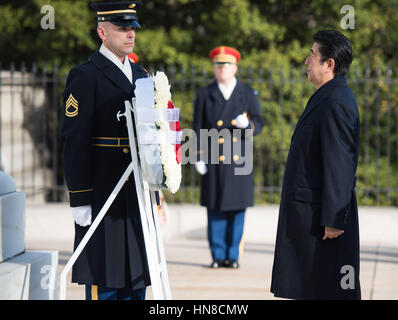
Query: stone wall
[{"left": 0, "top": 70, "right": 54, "bottom": 203}]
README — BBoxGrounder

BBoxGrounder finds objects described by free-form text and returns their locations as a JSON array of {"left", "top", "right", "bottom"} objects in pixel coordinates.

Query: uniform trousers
[
  {"left": 85, "top": 285, "right": 146, "bottom": 300},
  {"left": 207, "top": 209, "right": 246, "bottom": 261}
]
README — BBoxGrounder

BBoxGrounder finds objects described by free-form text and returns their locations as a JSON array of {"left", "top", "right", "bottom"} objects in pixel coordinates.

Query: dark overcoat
[
  {"left": 193, "top": 80, "right": 264, "bottom": 211},
  {"left": 60, "top": 51, "right": 150, "bottom": 289},
  {"left": 270, "top": 76, "right": 361, "bottom": 300}
]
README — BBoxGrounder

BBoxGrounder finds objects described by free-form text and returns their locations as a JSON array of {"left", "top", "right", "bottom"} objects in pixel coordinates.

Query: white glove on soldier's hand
[
  {"left": 234, "top": 114, "right": 249, "bottom": 129},
  {"left": 195, "top": 160, "right": 208, "bottom": 175},
  {"left": 72, "top": 205, "right": 92, "bottom": 227}
]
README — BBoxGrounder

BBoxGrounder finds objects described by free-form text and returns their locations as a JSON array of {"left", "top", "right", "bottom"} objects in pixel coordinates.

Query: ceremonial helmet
[
  {"left": 128, "top": 52, "right": 139, "bottom": 63},
  {"left": 209, "top": 46, "right": 241, "bottom": 64}
]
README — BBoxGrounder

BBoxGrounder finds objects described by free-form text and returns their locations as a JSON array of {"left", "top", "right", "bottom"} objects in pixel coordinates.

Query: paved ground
[{"left": 25, "top": 203, "right": 398, "bottom": 300}]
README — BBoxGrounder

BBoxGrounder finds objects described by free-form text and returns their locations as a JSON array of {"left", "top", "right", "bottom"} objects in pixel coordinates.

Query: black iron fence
[{"left": 0, "top": 62, "right": 397, "bottom": 205}]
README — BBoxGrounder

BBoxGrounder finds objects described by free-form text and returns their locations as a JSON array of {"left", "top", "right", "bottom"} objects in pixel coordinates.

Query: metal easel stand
[{"left": 59, "top": 100, "right": 171, "bottom": 300}]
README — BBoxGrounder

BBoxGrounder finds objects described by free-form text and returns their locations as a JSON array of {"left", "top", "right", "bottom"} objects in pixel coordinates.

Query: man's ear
[
  {"left": 97, "top": 26, "right": 106, "bottom": 41},
  {"left": 232, "top": 63, "right": 238, "bottom": 74},
  {"left": 326, "top": 58, "right": 335, "bottom": 74}
]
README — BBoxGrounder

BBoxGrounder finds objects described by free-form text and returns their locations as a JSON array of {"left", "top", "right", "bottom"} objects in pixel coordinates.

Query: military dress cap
[
  {"left": 89, "top": 1, "right": 142, "bottom": 28},
  {"left": 209, "top": 46, "right": 241, "bottom": 64},
  {"left": 128, "top": 52, "right": 139, "bottom": 63}
]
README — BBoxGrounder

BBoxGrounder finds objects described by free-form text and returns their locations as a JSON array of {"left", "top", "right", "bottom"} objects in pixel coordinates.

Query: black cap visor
[{"left": 97, "top": 16, "right": 141, "bottom": 28}]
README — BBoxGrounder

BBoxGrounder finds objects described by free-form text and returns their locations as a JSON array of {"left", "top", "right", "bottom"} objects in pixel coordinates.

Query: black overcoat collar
[
  {"left": 292, "top": 75, "right": 348, "bottom": 140},
  {"left": 89, "top": 50, "right": 136, "bottom": 97}
]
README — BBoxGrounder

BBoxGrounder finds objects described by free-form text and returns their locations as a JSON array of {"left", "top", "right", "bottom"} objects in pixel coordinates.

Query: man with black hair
[{"left": 270, "top": 30, "right": 361, "bottom": 300}]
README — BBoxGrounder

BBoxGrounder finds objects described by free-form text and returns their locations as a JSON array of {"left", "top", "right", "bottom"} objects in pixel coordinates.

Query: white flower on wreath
[
  {"left": 152, "top": 71, "right": 181, "bottom": 194},
  {"left": 153, "top": 72, "right": 171, "bottom": 109}
]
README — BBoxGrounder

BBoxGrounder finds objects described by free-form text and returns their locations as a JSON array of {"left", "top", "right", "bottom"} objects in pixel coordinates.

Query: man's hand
[
  {"left": 322, "top": 226, "right": 344, "bottom": 240},
  {"left": 195, "top": 160, "right": 208, "bottom": 175},
  {"left": 234, "top": 113, "right": 249, "bottom": 129},
  {"left": 72, "top": 205, "right": 92, "bottom": 227}
]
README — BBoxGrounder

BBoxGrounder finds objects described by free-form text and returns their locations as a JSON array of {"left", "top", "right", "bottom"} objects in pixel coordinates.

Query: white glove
[
  {"left": 72, "top": 205, "right": 92, "bottom": 227},
  {"left": 195, "top": 160, "right": 208, "bottom": 175},
  {"left": 234, "top": 113, "right": 249, "bottom": 129}
]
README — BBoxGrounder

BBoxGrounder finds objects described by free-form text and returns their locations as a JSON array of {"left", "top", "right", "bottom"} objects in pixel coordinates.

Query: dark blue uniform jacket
[
  {"left": 60, "top": 50, "right": 150, "bottom": 289},
  {"left": 193, "top": 80, "right": 264, "bottom": 212}
]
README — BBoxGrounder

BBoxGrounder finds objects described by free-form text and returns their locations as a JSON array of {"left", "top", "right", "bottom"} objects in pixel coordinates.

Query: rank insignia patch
[{"left": 65, "top": 93, "right": 79, "bottom": 117}]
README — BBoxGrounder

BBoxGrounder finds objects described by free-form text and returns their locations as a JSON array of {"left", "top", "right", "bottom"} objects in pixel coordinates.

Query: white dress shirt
[
  {"left": 217, "top": 77, "right": 237, "bottom": 101},
  {"left": 99, "top": 44, "right": 133, "bottom": 84}
]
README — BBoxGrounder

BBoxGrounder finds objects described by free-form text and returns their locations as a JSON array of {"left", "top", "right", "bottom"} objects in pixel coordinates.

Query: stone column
[{"left": 0, "top": 170, "right": 58, "bottom": 299}]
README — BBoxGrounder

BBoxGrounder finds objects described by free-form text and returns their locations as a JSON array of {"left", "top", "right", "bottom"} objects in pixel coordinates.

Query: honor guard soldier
[
  {"left": 60, "top": 1, "right": 151, "bottom": 300},
  {"left": 193, "top": 46, "right": 264, "bottom": 269}
]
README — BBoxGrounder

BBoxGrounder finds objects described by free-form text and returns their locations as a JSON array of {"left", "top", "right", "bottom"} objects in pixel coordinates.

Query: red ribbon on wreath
[{"left": 167, "top": 100, "right": 182, "bottom": 164}]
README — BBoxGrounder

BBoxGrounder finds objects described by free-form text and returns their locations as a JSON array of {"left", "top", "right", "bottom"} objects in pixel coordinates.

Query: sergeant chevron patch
[{"left": 65, "top": 93, "right": 79, "bottom": 117}]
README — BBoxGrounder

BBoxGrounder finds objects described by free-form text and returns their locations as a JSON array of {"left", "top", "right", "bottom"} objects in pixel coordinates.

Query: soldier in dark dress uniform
[
  {"left": 193, "top": 46, "right": 264, "bottom": 269},
  {"left": 60, "top": 1, "right": 151, "bottom": 300}
]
